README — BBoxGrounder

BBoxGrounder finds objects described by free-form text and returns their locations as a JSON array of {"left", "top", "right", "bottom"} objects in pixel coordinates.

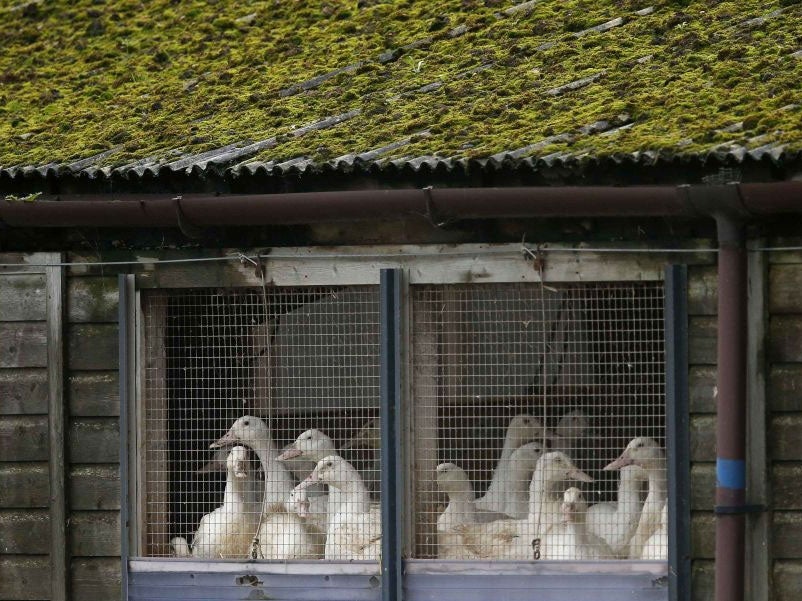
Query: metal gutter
[{"left": 0, "top": 182, "right": 799, "bottom": 228}]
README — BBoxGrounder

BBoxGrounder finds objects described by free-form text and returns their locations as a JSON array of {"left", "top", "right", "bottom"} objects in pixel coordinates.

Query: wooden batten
[{"left": 47, "top": 252, "right": 69, "bottom": 601}]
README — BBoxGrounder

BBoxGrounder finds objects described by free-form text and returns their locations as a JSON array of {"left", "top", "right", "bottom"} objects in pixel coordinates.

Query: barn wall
[
  {"left": 0, "top": 254, "right": 51, "bottom": 601},
  {"left": 0, "top": 248, "right": 756, "bottom": 601},
  {"left": 768, "top": 244, "right": 802, "bottom": 601}
]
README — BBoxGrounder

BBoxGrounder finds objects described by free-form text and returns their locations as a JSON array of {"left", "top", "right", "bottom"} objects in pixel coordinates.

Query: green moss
[{"left": 0, "top": 0, "right": 799, "bottom": 167}]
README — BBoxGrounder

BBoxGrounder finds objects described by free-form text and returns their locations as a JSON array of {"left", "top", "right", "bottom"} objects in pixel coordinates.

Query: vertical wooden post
[
  {"left": 46, "top": 252, "right": 68, "bottom": 601},
  {"left": 746, "top": 240, "right": 771, "bottom": 600}
]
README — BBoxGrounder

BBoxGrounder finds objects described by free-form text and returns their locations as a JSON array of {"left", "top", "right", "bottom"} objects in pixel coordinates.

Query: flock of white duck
[{"left": 169, "top": 412, "right": 667, "bottom": 561}]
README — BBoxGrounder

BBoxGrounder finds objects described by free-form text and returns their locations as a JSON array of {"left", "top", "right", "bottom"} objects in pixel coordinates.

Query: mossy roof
[{"left": 1, "top": 0, "right": 801, "bottom": 182}]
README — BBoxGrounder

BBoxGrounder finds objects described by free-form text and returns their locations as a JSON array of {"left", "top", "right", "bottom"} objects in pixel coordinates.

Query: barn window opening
[
  {"left": 411, "top": 282, "right": 665, "bottom": 560},
  {"left": 141, "top": 286, "right": 381, "bottom": 559},
  {"left": 137, "top": 276, "right": 667, "bottom": 564}
]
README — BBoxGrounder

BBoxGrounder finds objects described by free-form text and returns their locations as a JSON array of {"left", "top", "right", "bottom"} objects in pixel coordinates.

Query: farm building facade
[{"left": 1, "top": 1, "right": 802, "bottom": 601}]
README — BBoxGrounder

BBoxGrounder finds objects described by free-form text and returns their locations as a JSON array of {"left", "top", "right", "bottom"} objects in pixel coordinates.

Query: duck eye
[
  {"left": 243, "top": 420, "right": 250, "bottom": 426},
  {"left": 326, "top": 461, "right": 332, "bottom": 467}
]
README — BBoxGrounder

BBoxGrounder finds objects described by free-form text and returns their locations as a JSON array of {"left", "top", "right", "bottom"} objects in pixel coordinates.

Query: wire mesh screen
[
  {"left": 142, "top": 286, "right": 381, "bottom": 559},
  {"left": 411, "top": 282, "right": 666, "bottom": 561}
]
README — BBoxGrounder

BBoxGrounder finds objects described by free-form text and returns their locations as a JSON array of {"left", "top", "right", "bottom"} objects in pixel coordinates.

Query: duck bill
[
  {"left": 603, "top": 452, "right": 633, "bottom": 471},
  {"left": 568, "top": 468, "right": 594, "bottom": 483},
  {"left": 277, "top": 447, "right": 302, "bottom": 461},
  {"left": 209, "top": 429, "right": 237, "bottom": 449}
]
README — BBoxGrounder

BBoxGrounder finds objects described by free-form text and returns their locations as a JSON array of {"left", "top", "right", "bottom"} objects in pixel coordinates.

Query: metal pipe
[
  {"left": 0, "top": 186, "right": 694, "bottom": 228},
  {"left": 1, "top": 182, "right": 800, "bottom": 228},
  {"left": 713, "top": 215, "right": 748, "bottom": 601}
]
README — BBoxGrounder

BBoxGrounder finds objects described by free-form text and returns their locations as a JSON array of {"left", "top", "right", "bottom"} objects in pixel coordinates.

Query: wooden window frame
[{"left": 120, "top": 243, "right": 698, "bottom": 601}]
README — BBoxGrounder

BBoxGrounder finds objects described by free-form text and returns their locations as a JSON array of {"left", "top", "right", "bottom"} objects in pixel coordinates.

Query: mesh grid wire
[
  {"left": 142, "top": 286, "right": 381, "bottom": 559},
  {"left": 412, "top": 282, "right": 666, "bottom": 560}
]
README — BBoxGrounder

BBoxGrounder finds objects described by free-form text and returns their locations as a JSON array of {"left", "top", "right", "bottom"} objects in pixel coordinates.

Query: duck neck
[
  {"left": 223, "top": 473, "right": 247, "bottom": 513},
  {"left": 645, "top": 462, "right": 667, "bottom": 506},
  {"left": 617, "top": 473, "right": 645, "bottom": 520},
  {"left": 447, "top": 489, "right": 476, "bottom": 515},
  {"left": 332, "top": 479, "right": 371, "bottom": 514}
]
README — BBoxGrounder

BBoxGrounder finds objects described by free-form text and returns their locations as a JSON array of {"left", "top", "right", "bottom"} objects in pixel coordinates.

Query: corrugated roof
[{"left": 1, "top": 0, "right": 801, "bottom": 184}]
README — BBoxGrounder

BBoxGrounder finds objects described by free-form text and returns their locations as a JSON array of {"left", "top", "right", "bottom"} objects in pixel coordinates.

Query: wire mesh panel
[
  {"left": 411, "top": 282, "right": 666, "bottom": 561},
  {"left": 141, "top": 286, "right": 381, "bottom": 560}
]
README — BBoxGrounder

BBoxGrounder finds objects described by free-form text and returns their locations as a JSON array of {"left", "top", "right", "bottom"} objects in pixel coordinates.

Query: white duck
[
  {"left": 171, "top": 445, "right": 258, "bottom": 558},
  {"left": 585, "top": 464, "right": 647, "bottom": 557},
  {"left": 543, "top": 487, "right": 614, "bottom": 559},
  {"left": 641, "top": 500, "right": 668, "bottom": 560},
  {"left": 278, "top": 428, "right": 379, "bottom": 520},
  {"left": 475, "top": 414, "right": 544, "bottom": 514},
  {"left": 342, "top": 417, "right": 381, "bottom": 499},
  {"left": 456, "top": 451, "right": 593, "bottom": 559},
  {"left": 503, "top": 441, "right": 546, "bottom": 519},
  {"left": 286, "top": 479, "right": 330, "bottom": 533},
  {"left": 547, "top": 410, "right": 594, "bottom": 458},
  {"left": 305, "top": 455, "right": 382, "bottom": 560},
  {"left": 435, "top": 462, "right": 481, "bottom": 559},
  {"left": 604, "top": 437, "right": 667, "bottom": 559},
  {"left": 211, "top": 416, "right": 317, "bottom": 559}
]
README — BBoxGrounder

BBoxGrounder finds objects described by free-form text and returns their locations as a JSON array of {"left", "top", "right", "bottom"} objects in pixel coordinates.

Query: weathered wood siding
[
  {"left": 768, "top": 247, "right": 802, "bottom": 601},
  {"left": 687, "top": 265, "right": 717, "bottom": 601},
  {"left": 0, "top": 256, "right": 121, "bottom": 601},
  {"left": 65, "top": 266, "right": 121, "bottom": 601},
  {"left": 0, "top": 256, "right": 51, "bottom": 601}
]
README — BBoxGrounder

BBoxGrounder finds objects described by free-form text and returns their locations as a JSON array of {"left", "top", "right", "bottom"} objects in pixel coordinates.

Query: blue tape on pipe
[{"left": 716, "top": 458, "right": 746, "bottom": 490}]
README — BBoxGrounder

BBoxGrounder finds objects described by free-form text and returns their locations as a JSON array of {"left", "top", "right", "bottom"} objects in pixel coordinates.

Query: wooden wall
[
  {"left": 768, "top": 245, "right": 802, "bottom": 601},
  {"left": 0, "top": 254, "right": 121, "bottom": 601},
  {"left": 0, "top": 247, "right": 786, "bottom": 601}
]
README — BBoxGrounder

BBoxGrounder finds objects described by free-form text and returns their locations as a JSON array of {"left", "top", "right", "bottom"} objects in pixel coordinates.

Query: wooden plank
[
  {"left": 67, "top": 324, "right": 118, "bottom": 371},
  {"left": 689, "top": 366, "right": 716, "bottom": 414},
  {"left": 70, "top": 465, "right": 120, "bottom": 511},
  {"left": 47, "top": 253, "right": 68, "bottom": 601},
  {"left": 687, "top": 265, "right": 717, "bottom": 316},
  {"left": 0, "top": 463, "right": 49, "bottom": 508},
  {"left": 142, "top": 299, "right": 169, "bottom": 557},
  {"left": 0, "top": 253, "right": 53, "bottom": 274},
  {"left": 691, "top": 560, "right": 714, "bottom": 601},
  {"left": 769, "top": 415, "right": 802, "bottom": 461},
  {"left": 0, "top": 416, "right": 48, "bottom": 461},
  {"left": 770, "top": 264, "right": 802, "bottom": 314},
  {"left": 0, "top": 369, "right": 48, "bottom": 415},
  {"left": 0, "top": 510, "right": 50, "bottom": 554},
  {"left": 745, "top": 241, "right": 769, "bottom": 601},
  {"left": 773, "top": 512, "right": 802, "bottom": 559},
  {"left": 0, "top": 323, "right": 47, "bottom": 368},
  {"left": 768, "top": 364, "right": 802, "bottom": 412},
  {"left": 412, "top": 290, "right": 439, "bottom": 557},
  {"left": 773, "top": 464, "right": 802, "bottom": 510},
  {"left": 0, "top": 556, "right": 51, "bottom": 600},
  {"left": 775, "top": 560, "right": 802, "bottom": 601},
  {"left": 68, "top": 372, "right": 119, "bottom": 417},
  {"left": 131, "top": 243, "right": 714, "bottom": 288},
  {"left": 769, "top": 316, "right": 802, "bottom": 363},
  {"left": 67, "top": 277, "right": 119, "bottom": 323},
  {"left": 68, "top": 419, "right": 119, "bottom": 464},
  {"left": 690, "top": 414, "right": 716, "bottom": 462},
  {"left": 690, "top": 463, "right": 714, "bottom": 511},
  {"left": 69, "top": 511, "right": 120, "bottom": 557},
  {"left": 690, "top": 512, "right": 715, "bottom": 559},
  {"left": 688, "top": 316, "right": 716, "bottom": 366},
  {"left": 71, "top": 558, "right": 121, "bottom": 601},
  {"left": 0, "top": 274, "right": 46, "bottom": 321}
]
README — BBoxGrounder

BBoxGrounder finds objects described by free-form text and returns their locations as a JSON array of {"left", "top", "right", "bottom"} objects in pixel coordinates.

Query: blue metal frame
[
  {"left": 118, "top": 274, "right": 132, "bottom": 601},
  {"left": 665, "top": 265, "right": 691, "bottom": 601},
  {"left": 380, "top": 269, "right": 404, "bottom": 601}
]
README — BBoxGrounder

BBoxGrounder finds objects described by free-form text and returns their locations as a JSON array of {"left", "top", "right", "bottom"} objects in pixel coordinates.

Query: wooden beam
[
  {"left": 746, "top": 240, "right": 771, "bottom": 601},
  {"left": 46, "top": 252, "right": 69, "bottom": 601}
]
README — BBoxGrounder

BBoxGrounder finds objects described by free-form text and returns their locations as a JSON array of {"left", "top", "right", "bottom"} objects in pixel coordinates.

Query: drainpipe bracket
[
  {"left": 173, "top": 196, "right": 206, "bottom": 239},
  {"left": 679, "top": 183, "right": 750, "bottom": 246}
]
